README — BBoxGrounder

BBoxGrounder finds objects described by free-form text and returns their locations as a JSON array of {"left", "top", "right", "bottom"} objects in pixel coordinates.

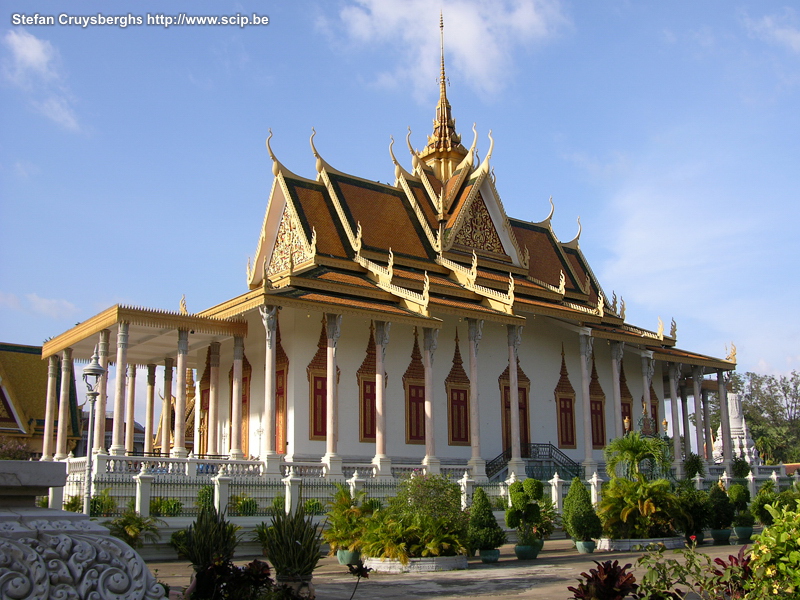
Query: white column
[
  {"left": 54, "top": 348, "right": 73, "bottom": 460},
  {"left": 373, "top": 320, "right": 392, "bottom": 479},
  {"left": 323, "top": 313, "right": 343, "bottom": 478},
  {"left": 667, "top": 363, "right": 683, "bottom": 478},
  {"left": 610, "top": 342, "right": 625, "bottom": 439},
  {"left": 717, "top": 369, "right": 733, "bottom": 472},
  {"left": 691, "top": 367, "right": 706, "bottom": 462},
  {"left": 506, "top": 325, "right": 525, "bottom": 479},
  {"left": 702, "top": 388, "right": 713, "bottom": 462},
  {"left": 124, "top": 365, "right": 137, "bottom": 454},
  {"left": 41, "top": 355, "right": 59, "bottom": 461},
  {"left": 172, "top": 330, "right": 189, "bottom": 458},
  {"left": 93, "top": 329, "right": 110, "bottom": 453},
  {"left": 207, "top": 342, "right": 220, "bottom": 455},
  {"left": 422, "top": 327, "right": 440, "bottom": 474},
  {"left": 144, "top": 364, "right": 156, "bottom": 454},
  {"left": 260, "top": 306, "right": 281, "bottom": 474},
  {"left": 467, "top": 319, "right": 487, "bottom": 481},
  {"left": 641, "top": 353, "right": 654, "bottom": 433},
  {"left": 229, "top": 335, "right": 244, "bottom": 459},
  {"left": 161, "top": 357, "right": 173, "bottom": 455},
  {"left": 110, "top": 323, "right": 129, "bottom": 456},
  {"left": 579, "top": 334, "right": 596, "bottom": 471},
  {"left": 680, "top": 384, "right": 692, "bottom": 458}
]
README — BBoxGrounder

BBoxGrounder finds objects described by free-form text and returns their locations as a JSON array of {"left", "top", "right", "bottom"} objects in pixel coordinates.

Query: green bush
[
  {"left": 271, "top": 495, "right": 285, "bottom": 515},
  {"left": 708, "top": 484, "right": 735, "bottom": 530},
  {"left": 562, "top": 477, "right": 591, "bottom": 539},
  {"left": 196, "top": 485, "right": 214, "bottom": 510},
  {"left": 170, "top": 506, "right": 240, "bottom": 570},
  {"left": 63, "top": 495, "right": 83, "bottom": 512},
  {"left": 597, "top": 477, "right": 682, "bottom": 539},
  {"left": 230, "top": 494, "right": 259, "bottom": 516},
  {"left": 303, "top": 498, "right": 324, "bottom": 516},
  {"left": 562, "top": 482, "right": 601, "bottom": 542},
  {"left": 150, "top": 496, "right": 183, "bottom": 517},
  {"left": 323, "top": 483, "right": 373, "bottom": 553},
  {"left": 727, "top": 483, "right": 750, "bottom": 512},
  {"left": 254, "top": 503, "right": 323, "bottom": 579},
  {"left": 104, "top": 509, "right": 164, "bottom": 548},
  {"left": 748, "top": 500, "right": 800, "bottom": 597},
  {"left": 90, "top": 488, "right": 117, "bottom": 517},
  {"left": 468, "top": 487, "right": 506, "bottom": 551},
  {"left": 675, "top": 487, "right": 710, "bottom": 537},
  {"left": 731, "top": 454, "right": 751, "bottom": 478},
  {"left": 683, "top": 452, "right": 705, "bottom": 479},
  {"left": 505, "top": 479, "right": 553, "bottom": 545}
]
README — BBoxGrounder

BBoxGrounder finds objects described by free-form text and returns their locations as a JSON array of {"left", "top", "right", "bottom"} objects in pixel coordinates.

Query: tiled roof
[
  {"left": 510, "top": 220, "right": 578, "bottom": 292},
  {"left": 407, "top": 180, "right": 439, "bottom": 230},
  {"left": 288, "top": 179, "right": 349, "bottom": 259}
]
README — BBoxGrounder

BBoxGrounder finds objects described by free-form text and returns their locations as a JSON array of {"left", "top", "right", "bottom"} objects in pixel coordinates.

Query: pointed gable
[
  {"left": 445, "top": 330, "right": 470, "bottom": 385},
  {"left": 403, "top": 328, "right": 425, "bottom": 383},
  {"left": 267, "top": 204, "right": 314, "bottom": 278},
  {"left": 554, "top": 348, "right": 576, "bottom": 395},
  {"left": 510, "top": 219, "right": 582, "bottom": 293},
  {"left": 590, "top": 357, "right": 604, "bottom": 397},
  {"left": 357, "top": 322, "right": 377, "bottom": 380},
  {"left": 451, "top": 192, "right": 505, "bottom": 255}
]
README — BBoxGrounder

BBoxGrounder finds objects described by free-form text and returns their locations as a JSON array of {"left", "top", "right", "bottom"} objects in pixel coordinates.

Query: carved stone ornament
[
  {"left": 423, "top": 327, "right": 439, "bottom": 368},
  {"left": 267, "top": 206, "right": 312, "bottom": 277},
  {"left": 467, "top": 318, "right": 483, "bottom": 354},
  {"left": 260, "top": 305, "right": 278, "bottom": 349},
  {"left": 610, "top": 341, "right": 624, "bottom": 364},
  {"left": 580, "top": 334, "right": 594, "bottom": 369}
]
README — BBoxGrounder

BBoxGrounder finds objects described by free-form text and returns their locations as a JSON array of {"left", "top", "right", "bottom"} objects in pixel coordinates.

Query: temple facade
[{"left": 39, "top": 33, "right": 737, "bottom": 482}]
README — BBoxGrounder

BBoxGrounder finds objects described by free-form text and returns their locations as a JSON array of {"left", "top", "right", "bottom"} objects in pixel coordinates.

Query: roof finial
[{"left": 439, "top": 11, "right": 447, "bottom": 99}]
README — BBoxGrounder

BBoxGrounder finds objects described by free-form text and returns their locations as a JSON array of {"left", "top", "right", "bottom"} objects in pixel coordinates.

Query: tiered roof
[{"left": 203, "top": 33, "right": 733, "bottom": 374}]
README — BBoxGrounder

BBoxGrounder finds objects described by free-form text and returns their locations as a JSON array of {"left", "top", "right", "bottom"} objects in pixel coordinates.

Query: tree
[{"left": 604, "top": 433, "right": 671, "bottom": 481}]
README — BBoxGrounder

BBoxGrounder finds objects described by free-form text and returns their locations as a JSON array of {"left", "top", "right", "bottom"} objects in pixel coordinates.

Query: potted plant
[
  {"left": 468, "top": 487, "right": 506, "bottom": 563},
  {"left": 708, "top": 483, "right": 735, "bottom": 545},
  {"left": 323, "top": 483, "right": 373, "bottom": 565},
  {"left": 675, "top": 487, "right": 710, "bottom": 545},
  {"left": 254, "top": 503, "right": 324, "bottom": 596},
  {"left": 562, "top": 477, "right": 591, "bottom": 540},
  {"left": 570, "top": 507, "right": 603, "bottom": 553},
  {"left": 505, "top": 479, "right": 547, "bottom": 560},
  {"left": 728, "top": 483, "right": 754, "bottom": 543}
]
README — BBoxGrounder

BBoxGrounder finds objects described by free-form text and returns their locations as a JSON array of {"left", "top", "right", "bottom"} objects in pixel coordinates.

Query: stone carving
[{"left": 267, "top": 207, "right": 312, "bottom": 277}]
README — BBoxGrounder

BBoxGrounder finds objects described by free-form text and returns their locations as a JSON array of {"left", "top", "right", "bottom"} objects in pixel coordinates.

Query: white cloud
[
  {"left": 25, "top": 293, "right": 79, "bottom": 319},
  {"left": 1, "top": 29, "right": 80, "bottom": 131},
  {"left": 743, "top": 9, "right": 800, "bottom": 54},
  {"left": 0, "top": 292, "right": 22, "bottom": 311},
  {"left": 324, "top": 0, "right": 568, "bottom": 101}
]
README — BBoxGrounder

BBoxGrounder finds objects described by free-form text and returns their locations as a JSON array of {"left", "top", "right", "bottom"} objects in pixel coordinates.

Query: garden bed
[
  {"left": 363, "top": 555, "right": 468, "bottom": 573},
  {"left": 596, "top": 536, "right": 685, "bottom": 551}
]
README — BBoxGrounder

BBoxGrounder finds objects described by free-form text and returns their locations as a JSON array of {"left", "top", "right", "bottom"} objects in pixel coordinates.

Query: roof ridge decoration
[
  {"left": 563, "top": 216, "right": 582, "bottom": 249},
  {"left": 670, "top": 318, "right": 677, "bottom": 339},
  {"left": 393, "top": 138, "right": 440, "bottom": 251},
  {"left": 441, "top": 124, "right": 478, "bottom": 213},
  {"left": 725, "top": 342, "right": 736, "bottom": 363},
  {"left": 435, "top": 250, "right": 514, "bottom": 313},
  {"left": 354, "top": 247, "right": 430, "bottom": 316},
  {"left": 389, "top": 136, "right": 413, "bottom": 181},
  {"left": 657, "top": 316, "right": 664, "bottom": 341}
]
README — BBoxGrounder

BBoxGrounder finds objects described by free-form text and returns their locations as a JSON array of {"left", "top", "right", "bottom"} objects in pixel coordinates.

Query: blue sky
[{"left": 2, "top": 0, "right": 799, "bottom": 383}]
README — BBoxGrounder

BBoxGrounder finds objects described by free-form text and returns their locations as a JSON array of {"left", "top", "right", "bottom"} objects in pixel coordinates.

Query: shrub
[
  {"left": 567, "top": 560, "right": 638, "bottom": 600},
  {"left": 731, "top": 454, "right": 750, "bottom": 479},
  {"left": 303, "top": 498, "right": 323, "bottom": 516},
  {"left": 254, "top": 503, "right": 323, "bottom": 579},
  {"left": 271, "top": 495, "right": 286, "bottom": 515},
  {"left": 708, "top": 484, "right": 735, "bottom": 530},
  {"left": 150, "top": 496, "right": 183, "bottom": 517},
  {"left": 230, "top": 494, "right": 259, "bottom": 516},
  {"left": 468, "top": 487, "right": 506, "bottom": 551},
  {"left": 90, "top": 488, "right": 117, "bottom": 517},
  {"left": 192, "top": 559, "right": 274, "bottom": 600},
  {"left": 563, "top": 478, "right": 591, "bottom": 539},
  {"left": 732, "top": 510, "right": 755, "bottom": 527},
  {"left": 727, "top": 483, "right": 750, "bottom": 512},
  {"left": 104, "top": 509, "right": 164, "bottom": 548},
  {"left": 197, "top": 484, "right": 214, "bottom": 510},
  {"left": 683, "top": 452, "right": 705, "bottom": 479},
  {"left": 597, "top": 477, "right": 682, "bottom": 539},
  {"left": 170, "top": 506, "right": 240, "bottom": 570},
  {"left": 675, "top": 488, "right": 710, "bottom": 537},
  {"left": 748, "top": 500, "right": 800, "bottom": 597},
  {"left": 323, "top": 483, "right": 374, "bottom": 554},
  {"left": 63, "top": 495, "right": 83, "bottom": 512}
]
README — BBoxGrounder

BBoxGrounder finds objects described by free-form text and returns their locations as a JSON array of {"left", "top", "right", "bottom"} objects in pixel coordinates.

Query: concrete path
[{"left": 148, "top": 538, "right": 751, "bottom": 600}]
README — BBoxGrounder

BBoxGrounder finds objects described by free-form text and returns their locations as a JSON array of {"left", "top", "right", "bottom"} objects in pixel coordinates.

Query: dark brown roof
[{"left": 286, "top": 178, "right": 349, "bottom": 259}]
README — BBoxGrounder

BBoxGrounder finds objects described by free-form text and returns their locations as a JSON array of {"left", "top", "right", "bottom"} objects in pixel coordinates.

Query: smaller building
[{"left": 0, "top": 342, "right": 79, "bottom": 458}]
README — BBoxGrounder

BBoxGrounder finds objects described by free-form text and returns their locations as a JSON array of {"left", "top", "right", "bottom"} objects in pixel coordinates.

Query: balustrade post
[
  {"left": 459, "top": 470, "right": 475, "bottom": 510},
  {"left": 770, "top": 470, "right": 780, "bottom": 490},
  {"left": 49, "top": 485, "right": 64, "bottom": 510},
  {"left": 719, "top": 470, "right": 731, "bottom": 490},
  {"left": 347, "top": 469, "right": 366, "bottom": 499},
  {"left": 135, "top": 469, "right": 154, "bottom": 517},
  {"left": 746, "top": 471, "right": 757, "bottom": 499},
  {"left": 213, "top": 470, "right": 232, "bottom": 514},
  {"left": 549, "top": 471, "right": 564, "bottom": 514},
  {"left": 693, "top": 472, "right": 704, "bottom": 491},
  {"left": 283, "top": 467, "right": 302, "bottom": 515}
]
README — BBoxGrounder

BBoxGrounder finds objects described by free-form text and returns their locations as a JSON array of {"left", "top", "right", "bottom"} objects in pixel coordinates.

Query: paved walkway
[{"left": 148, "top": 538, "right": 751, "bottom": 600}]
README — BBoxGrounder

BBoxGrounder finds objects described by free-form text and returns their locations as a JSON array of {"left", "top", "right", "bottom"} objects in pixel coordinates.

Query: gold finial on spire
[{"left": 419, "top": 12, "right": 467, "bottom": 182}]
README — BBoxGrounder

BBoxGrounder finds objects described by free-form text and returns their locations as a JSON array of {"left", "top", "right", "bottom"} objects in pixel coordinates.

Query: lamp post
[{"left": 82, "top": 347, "right": 106, "bottom": 515}]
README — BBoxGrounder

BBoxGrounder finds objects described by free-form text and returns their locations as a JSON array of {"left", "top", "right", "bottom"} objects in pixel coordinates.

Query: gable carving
[
  {"left": 452, "top": 193, "right": 504, "bottom": 254},
  {"left": 267, "top": 206, "right": 312, "bottom": 277}
]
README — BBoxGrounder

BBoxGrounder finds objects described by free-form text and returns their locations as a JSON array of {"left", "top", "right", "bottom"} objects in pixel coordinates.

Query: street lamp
[{"left": 82, "top": 346, "right": 105, "bottom": 515}]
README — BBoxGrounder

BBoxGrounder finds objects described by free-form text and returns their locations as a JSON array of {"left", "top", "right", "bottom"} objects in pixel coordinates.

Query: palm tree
[{"left": 604, "top": 432, "right": 671, "bottom": 481}]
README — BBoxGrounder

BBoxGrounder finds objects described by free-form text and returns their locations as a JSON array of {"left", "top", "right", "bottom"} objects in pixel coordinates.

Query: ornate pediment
[
  {"left": 452, "top": 193, "right": 504, "bottom": 254},
  {"left": 266, "top": 205, "right": 315, "bottom": 278}
]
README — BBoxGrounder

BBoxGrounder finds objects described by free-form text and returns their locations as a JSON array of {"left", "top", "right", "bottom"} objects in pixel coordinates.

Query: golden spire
[{"left": 419, "top": 12, "right": 467, "bottom": 181}]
